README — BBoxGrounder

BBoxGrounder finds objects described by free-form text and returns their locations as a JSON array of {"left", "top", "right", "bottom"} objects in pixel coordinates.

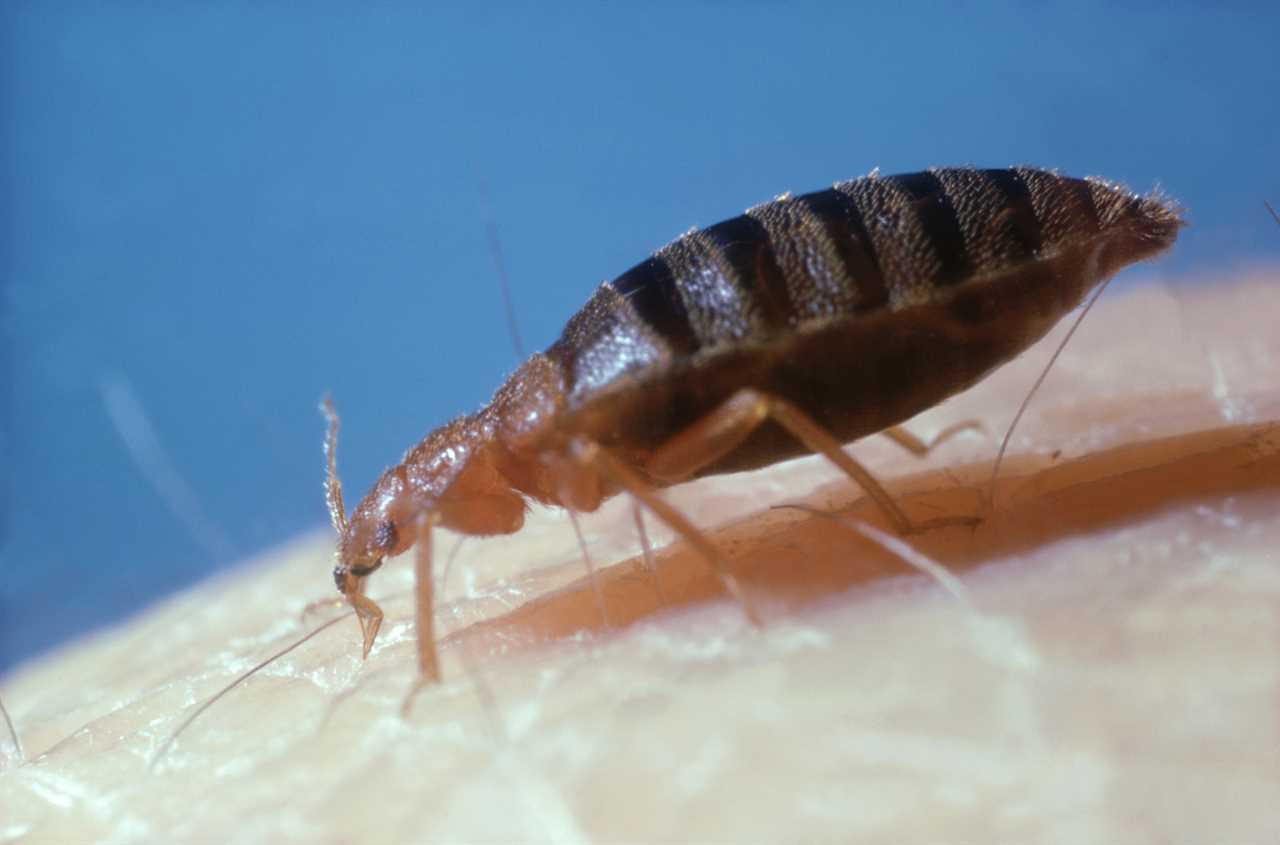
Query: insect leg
[
  {"left": 880, "top": 420, "right": 983, "bottom": 457},
  {"left": 568, "top": 438, "right": 761, "bottom": 625},
  {"left": 546, "top": 463, "right": 613, "bottom": 628},
  {"left": 402, "top": 513, "right": 442, "bottom": 715},
  {"left": 646, "top": 388, "right": 972, "bottom": 535},
  {"left": 414, "top": 513, "right": 442, "bottom": 684},
  {"left": 567, "top": 507, "right": 611, "bottom": 628},
  {"left": 631, "top": 502, "right": 667, "bottom": 606}
]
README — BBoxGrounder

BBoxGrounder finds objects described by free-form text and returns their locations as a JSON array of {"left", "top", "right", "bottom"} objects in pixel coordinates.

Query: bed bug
[{"left": 322, "top": 165, "right": 1183, "bottom": 687}]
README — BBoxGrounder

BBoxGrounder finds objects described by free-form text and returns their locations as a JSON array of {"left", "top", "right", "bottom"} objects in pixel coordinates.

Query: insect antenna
[
  {"left": 1266, "top": 200, "right": 1280, "bottom": 228},
  {"left": 321, "top": 394, "right": 348, "bottom": 535},
  {"left": 0, "top": 694, "right": 22, "bottom": 764},
  {"left": 149, "top": 610, "right": 353, "bottom": 771},
  {"left": 983, "top": 274, "right": 1116, "bottom": 516}
]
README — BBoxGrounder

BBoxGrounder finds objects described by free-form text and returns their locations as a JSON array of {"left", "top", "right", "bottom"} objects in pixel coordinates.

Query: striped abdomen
[{"left": 548, "top": 166, "right": 1181, "bottom": 410}]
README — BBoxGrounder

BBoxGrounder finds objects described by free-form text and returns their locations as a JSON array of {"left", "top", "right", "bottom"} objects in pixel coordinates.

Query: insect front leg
[
  {"left": 645, "top": 388, "right": 974, "bottom": 535},
  {"left": 413, "top": 512, "right": 442, "bottom": 684},
  {"left": 402, "top": 512, "right": 441, "bottom": 716}
]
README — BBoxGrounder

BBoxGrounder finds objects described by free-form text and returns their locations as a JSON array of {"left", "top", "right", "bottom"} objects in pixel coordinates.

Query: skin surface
[{"left": 1, "top": 273, "right": 1278, "bottom": 843}]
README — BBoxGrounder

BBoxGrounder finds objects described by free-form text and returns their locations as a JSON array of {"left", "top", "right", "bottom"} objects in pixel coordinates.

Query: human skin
[{"left": 1, "top": 274, "right": 1278, "bottom": 843}]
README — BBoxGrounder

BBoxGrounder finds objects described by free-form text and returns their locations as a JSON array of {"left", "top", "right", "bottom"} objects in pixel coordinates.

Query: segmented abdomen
[{"left": 548, "top": 166, "right": 1171, "bottom": 402}]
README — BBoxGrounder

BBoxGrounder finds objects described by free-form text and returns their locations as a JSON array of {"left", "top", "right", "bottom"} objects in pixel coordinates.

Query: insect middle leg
[
  {"left": 631, "top": 502, "right": 668, "bottom": 606},
  {"left": 646, "top": 388, "right": 973, "bottom": 535},
  {"left": 565, "top": 439, "right": 762, "bottom": 625}
]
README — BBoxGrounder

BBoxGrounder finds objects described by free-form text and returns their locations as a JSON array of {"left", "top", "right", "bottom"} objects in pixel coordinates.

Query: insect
[{"left": 323, "top": 165, "right": 1183, "bottom": 688}]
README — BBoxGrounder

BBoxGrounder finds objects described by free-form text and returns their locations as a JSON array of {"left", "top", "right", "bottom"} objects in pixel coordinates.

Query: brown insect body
[{"left": 328, "top": 165, "right": 1182, "bottom": 676}]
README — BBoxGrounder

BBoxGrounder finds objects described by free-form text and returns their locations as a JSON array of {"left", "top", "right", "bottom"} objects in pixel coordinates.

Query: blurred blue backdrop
[{"left": 2, "top": 1, "right": 1278, "bottom": 671}]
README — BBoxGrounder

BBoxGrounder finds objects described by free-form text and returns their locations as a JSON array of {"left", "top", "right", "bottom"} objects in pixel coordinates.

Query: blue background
[{"left": 3, "top": 2, "right": 1278, "bottom": 671}]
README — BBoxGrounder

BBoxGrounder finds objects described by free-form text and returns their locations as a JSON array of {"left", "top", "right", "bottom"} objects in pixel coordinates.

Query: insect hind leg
[
  {"left": 880, "top": 420, "right": 983, "bottom": 457},
  {"left": 646, "top": 388, "right": 975, "bottom": 536}
]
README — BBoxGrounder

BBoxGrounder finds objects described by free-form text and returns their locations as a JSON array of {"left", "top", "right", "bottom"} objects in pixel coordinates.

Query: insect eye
[
  {"left": 375, "top": 519, "right": 398, "bottom": 551},
  {"left": 332, "top": 564, "right": 349, "bottom": 592}
]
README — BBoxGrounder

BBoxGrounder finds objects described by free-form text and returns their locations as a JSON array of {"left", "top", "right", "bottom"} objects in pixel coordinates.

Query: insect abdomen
[{"left": 548, "top": 167, "right": 1180, "bottom": 417}]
